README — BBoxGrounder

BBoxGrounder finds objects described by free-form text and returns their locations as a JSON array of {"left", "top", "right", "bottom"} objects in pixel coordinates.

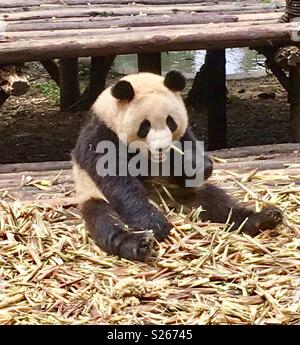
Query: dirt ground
[{"left": 0, "top": 63, "right": 290, "bottom": 164}]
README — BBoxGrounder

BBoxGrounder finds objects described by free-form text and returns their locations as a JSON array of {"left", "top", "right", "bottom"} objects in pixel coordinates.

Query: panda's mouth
[
  {"left": 149, "top": 148, "right": 169, "bottom": 162},
  {"left": 155, "top": 151, "right": 165, "bottom": 162}
]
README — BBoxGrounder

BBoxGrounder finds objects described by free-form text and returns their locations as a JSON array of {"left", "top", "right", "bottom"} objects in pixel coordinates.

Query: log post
[
  {"left": 289, "top": 64, "right": 300, "bottom": 142},
  {"left": 275, "top": 46, "right": 300, "bottom": 142},
  {"left": 70, "top": 55, "right": 115, "bottom": 111},
  {"left": 206, "top": 49, "right": 227, "bottom": 150},
  {"left": 280, "top": 0, "right": 300, "bottom": 22},
  {"left": 59, "top": 58, "right": 80, "bottom": 110},
  {"left": 137, "top": 53, "right": 161, "bottom": 74},
  {"left": 185, "top": 63, "right": 209, "bottom": 107},
  {"left": 40, "top": 60, "right": 60, "bottom": 86},
  {"left": 256, "top": 47, "right": 290, "bottom": 93}
]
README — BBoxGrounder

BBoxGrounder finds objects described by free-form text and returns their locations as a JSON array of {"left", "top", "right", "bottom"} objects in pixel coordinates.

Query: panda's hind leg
[
  {"left": 196, "top": 184, "right": 282, "bottom": 236},
  {"left": 81, "top": 198, "right": 153, "bottom": 261}
]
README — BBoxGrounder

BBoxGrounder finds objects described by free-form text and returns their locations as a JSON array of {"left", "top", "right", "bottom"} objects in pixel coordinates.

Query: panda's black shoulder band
[
  {"left": 111, "top": 80, "right": 135, "bottom": 102},
  {"left": 164, "top": 70, "right": 186, "bottom": 92}
]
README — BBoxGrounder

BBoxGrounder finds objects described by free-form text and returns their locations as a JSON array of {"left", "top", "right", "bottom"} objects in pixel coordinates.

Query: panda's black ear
[
  {"left": 111, "top": 80, "right": 134, "bottom": 102},
  {"left": 164, "top": 70, "right": 186, "bottom": 92}
]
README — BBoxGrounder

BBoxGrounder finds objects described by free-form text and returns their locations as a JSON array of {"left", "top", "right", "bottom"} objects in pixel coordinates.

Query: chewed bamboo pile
[{"left": 0, "top": 165, "right": 299, "bottom": 325}]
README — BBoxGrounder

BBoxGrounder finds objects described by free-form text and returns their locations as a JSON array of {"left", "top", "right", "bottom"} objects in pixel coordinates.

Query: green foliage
[{"left": 33, "top": 80, "right": 59, "bottom": 106}]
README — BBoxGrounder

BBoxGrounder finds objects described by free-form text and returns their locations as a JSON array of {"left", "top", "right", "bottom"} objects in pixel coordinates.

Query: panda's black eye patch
[
  {"left": 166, "top": 116, "right": 177, "bottom": 132},
  {"left": 137, "top": 120, "right": 151, "bottom": 138}
]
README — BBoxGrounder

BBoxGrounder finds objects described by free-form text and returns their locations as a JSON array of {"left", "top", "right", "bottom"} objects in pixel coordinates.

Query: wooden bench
[{"left": 0, "top": 0, "right": 300, "bottom": 149}]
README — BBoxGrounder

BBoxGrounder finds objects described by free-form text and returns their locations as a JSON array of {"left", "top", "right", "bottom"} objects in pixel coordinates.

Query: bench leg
[
  {"left": 69, "top": 55, "right": 115, "bottom": 111},
  {"left": 59, "top": 58, "right": 80, "bottom": 110},
  {"left": 137, "top": 53, "right": 161, "bottom": 75},
  {"left": 206, "top": 49, "right": 227, "bottom": 150},
  {"left": 290, "top": 64, "right": 300, "bottom": 142},
  {"left": 40, "top": 60, "right": 60, "bottom": 86}
]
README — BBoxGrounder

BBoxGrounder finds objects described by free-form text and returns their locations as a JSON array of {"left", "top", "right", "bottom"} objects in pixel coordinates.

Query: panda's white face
[
  {"left": 124, "top": 90, "right": 187, "bottom": 160},
  {"left": 92, "top": 72, "right": 188, "bottom": 160}
]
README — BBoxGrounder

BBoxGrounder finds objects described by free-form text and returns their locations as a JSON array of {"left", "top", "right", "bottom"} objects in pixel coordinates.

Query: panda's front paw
[
  {"left": 118, "top": 232, "right": 153, "bottom": 262},
  {"left": 256, "top": 207, "right": 283, "bottom": 230},
  {"left": 243, "top": 206, "right": 283, "bottom": 237},
  {"left": 152, "top": 217, "right": 173, "bottom": 242}
]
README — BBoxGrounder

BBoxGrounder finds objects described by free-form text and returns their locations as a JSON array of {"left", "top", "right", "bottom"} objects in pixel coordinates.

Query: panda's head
[{"left": 92, "top": 71, "right": 188, "bottom": 161}]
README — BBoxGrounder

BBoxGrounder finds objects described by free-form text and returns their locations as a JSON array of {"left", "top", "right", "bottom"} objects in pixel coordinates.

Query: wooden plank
[
  {"left": 0, "top": 161, "right": 72, "bottom": 174},
  {"left": 11, "top": 197, "right": 78, "bottom": 207},
  {"left": 237, "top": 12, "right": 283, "bottom": 22},
  {"left": 6, "top": 20, "right": 282, "bottom": 41},
  {"left": 1, "top": 0, "right": 269, "bottom": 8},
  {"left": 4, "top": 12, "right": 283, "bottom": 32},
  {"left": 2, "top": 4, "right": 285, "bottom": 21},
  {"left": 215, "top": 158, "right": 300, "bottom": 171},
  {"left": 0, "top": 23, "right": 292, "bottom": 64},
  {"left": 0, "top": 183, "right": 74, "bottom": 193},
  {"left": 0, "top": 169, "right": 69, "bottom": 179},
  {"left": 5, "top": 13, "right": 239, "bottom": 32},
  {"left": 208, "top": 143, "right": 300, "bottom": 159},
  {"left": 0, "top": 179, "right": 73, "bottom": 190}
]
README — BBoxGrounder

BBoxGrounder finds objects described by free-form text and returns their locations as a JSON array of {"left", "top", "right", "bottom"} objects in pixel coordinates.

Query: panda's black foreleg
[
  {"left": 80, "top": 198, "right": 153, "bottom": 261},
  {"left": 100, "top": 176, "right": 172, "bottom": 241},
  {"left": 176, "top": 128, "right": 282, "bottom": 235},
  {"left": 196, "top": 184, "right": 282, "bottom": 236}
]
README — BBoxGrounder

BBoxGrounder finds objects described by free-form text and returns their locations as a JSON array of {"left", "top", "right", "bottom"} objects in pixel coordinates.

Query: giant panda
[{"left": 72, "top": 71, "right": 282, "bottom": 262}]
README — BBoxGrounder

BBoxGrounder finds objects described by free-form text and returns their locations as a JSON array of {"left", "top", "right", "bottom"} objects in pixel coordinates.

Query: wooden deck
[
  {"left": 0, "top": 0, "right": 292, "bottom": 64},
  {"left": 0, "top": 143, "right": 299, "bottom": 207}
]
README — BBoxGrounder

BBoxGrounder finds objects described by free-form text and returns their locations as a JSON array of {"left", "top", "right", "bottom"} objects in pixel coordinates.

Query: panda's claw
[
  {"left": 118, "top": 232, "right": 153, "bottom": 262},
  {"left": 243, "top": 206, "right": 283, "bottom": 236},
  {"left": 135, "top": 233, "right": 153, "bottom": 261},
  {"left": 256, "top": 207, "right": 283, "bottom": 230},
  {"left": 153, "top": 222, "right": 172, "bottom": 241}
]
